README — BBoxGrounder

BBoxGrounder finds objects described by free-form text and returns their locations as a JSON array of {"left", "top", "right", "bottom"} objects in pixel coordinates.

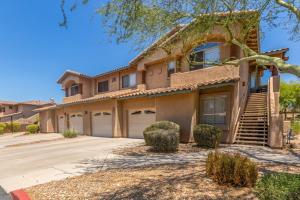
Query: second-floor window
[
  {"left": 190, "top": 42, "right": 220, "bottom": 70},
  {"left": 98, "top": 80, "right": 109, "bottom": 93},
  {"left": 70, "top": 84, "right": 80, "bottom": 96},
  {"left": 122, "top": 73, "right": 136, "bottom": 88},
  {"left": 167, "top": 61, "right": 176, "bottom": 77}
]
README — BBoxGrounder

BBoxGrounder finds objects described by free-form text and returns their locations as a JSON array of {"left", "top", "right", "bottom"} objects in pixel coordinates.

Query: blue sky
[{"left": 0, "top": 1, "right": 299, "bottom": 103}]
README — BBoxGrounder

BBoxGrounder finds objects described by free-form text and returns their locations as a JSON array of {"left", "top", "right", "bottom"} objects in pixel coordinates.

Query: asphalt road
[{"left": 0, "top": 134, "right": 142, "bottom": 192}]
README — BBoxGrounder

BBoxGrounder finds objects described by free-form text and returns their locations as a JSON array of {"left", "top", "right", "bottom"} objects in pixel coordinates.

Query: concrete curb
[{"left": 10, "top": 190, "right": 31, "bottom": 200}]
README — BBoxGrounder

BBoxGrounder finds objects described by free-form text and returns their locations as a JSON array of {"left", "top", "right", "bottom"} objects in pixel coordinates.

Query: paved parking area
[
  {"left": 0, "top": 133, "right": 64, "bottom": 148},
  {"left": 0, "top": 134, "right": 143, "bottom": 192}
]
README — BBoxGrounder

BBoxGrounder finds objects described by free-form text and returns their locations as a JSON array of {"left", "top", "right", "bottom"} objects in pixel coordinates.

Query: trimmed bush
[
  {"left": 26, "top": 124, "right": 39, "bottom": 134},
  {"left": 255, "top": 173, "right": 300, "bottom": 200},
  {"left": 143, "top": 121, "right": 180, "bottom": 152},
  {"left": 5, "top": 122, "right": 21, "bottom": 133},
  {"left": 193, "top": 124, "right": 222, "bottom": 148},
  {"left": 0, "top": 123, "right": 6, "bottom": 134},
  {"left": 206, "top": 151, "right": 258, "bottom": 187},
  {"left": 63, "top": 130, "right": 78, "bottom": 138}
]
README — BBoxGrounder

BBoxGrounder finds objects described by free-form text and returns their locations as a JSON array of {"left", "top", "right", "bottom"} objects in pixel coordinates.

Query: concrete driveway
[{"left": 0, "top": 134, "right": 143, "bottom": 192}]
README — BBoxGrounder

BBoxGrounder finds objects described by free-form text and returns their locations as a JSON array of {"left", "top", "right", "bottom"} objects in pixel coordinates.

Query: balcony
[
  {"left": 170, "top": 65, "right": 239, "bottom": 87},
  {"left": 63, "top": 94, "right": 83, "bottom": 104}
]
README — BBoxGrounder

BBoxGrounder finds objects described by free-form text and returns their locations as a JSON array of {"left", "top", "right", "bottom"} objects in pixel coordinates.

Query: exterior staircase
[{"left": 235, "top": 92, "right": 268, "bottom": 146}]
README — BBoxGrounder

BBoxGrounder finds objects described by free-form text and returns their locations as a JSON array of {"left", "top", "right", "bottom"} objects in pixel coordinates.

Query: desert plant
[
  {"left": 63, "top": 130, "right": 78, "bottom": 138},
  {"left": 255, "top": 172, "right": 300, "bottom": 200},
  {"left": 0, "top": 123, "right": 6, "bottom": 134},
  {"left": 26, "top": 124, "right": 39, "bottom": 134},
  {"left": 5, "top": 122, "right": 21, "bottom": 133},
  {"left": 0, "top": 127, "right": 4, "bottom": 135},
  {"left": 292, "top": 120, "right": 300, "bottom": 135},
  {"left": 193, "top": 124, "right": 222, "bottom": 148},
  {"left": 206, "top": 151, "right": 258, "bottom": 187},
  {"left": 143, "top": 121, "right": 180, "bottom": 146},
  {"left": 143, "top": 121, "right": 180, "bottom": 152},
  {"left": 147, "top": 129, "right": 179, "bottom": 152}
]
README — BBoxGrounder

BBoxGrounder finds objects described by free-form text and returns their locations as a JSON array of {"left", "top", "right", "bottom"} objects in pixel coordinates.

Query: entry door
[
  {"left": 69, "top": 113, "right": 83, "bottom": 134},
  {"left": 58, "top": 115, "right": 65, "bottom": 133},
  {"left": 92, "top": 111, "right": 112, "bottom": 137},
  {"left": 128, "top": 109, "right": 156, "bottom": 139}
]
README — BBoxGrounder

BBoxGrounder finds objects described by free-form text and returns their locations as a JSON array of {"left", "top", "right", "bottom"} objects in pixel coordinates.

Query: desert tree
[{"left": 60, "top": 0, "right": 300, "bottom": 77}]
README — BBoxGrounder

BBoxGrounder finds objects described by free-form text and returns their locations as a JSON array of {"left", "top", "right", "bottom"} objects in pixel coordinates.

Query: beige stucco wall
[
  {"left": 156, "top": 92, "right": 198, "bottom": 142},
  {"left": 39, "top": 110, "right": 55, "bottom": 133},
  {"left": 145, "top": 61, "right": 170, "bottom": 89},
  {"left": 170, "top": 65, "right": 239, "bottom": 87}
]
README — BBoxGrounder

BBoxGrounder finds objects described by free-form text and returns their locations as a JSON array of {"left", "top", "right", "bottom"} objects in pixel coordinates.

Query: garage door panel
[
  {"left": 58, "top": 115, "right": 65, "bottom": 133},
  {"left": 92, "top": 111, "right": 112, "bottom": 137},
  {"left": 69, "top": 113, "right": 83, "bottom": 134},
  {"left": 128, "top": 109, "right": 156, "bottom": 139}
]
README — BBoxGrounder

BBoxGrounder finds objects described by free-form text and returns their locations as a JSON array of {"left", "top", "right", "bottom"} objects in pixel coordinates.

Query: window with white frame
[
  {"left": 122, "top": 73, "right": 136, "bottom": 88},
  {"left": 200, "top": 94, "right": 228, "bottom": 126},
  {"left": 190, "top": 42, "right": 221, "bottom": 70}
]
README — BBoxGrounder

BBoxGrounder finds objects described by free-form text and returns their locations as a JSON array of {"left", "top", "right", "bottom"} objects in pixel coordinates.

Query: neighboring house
[
  {"left": 0, "top": 100, "right": 54, "bottom": 124},
  {"left": 37, "top": 11, "right": 287, "bottom": 148}
]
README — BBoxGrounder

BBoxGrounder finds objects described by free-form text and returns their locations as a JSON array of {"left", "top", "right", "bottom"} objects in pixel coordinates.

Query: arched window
[{"left": 190, "top": 42, "right": 221, "bottom": 70}]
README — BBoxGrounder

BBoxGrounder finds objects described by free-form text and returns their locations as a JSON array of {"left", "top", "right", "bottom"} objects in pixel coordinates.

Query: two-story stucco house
[
  {"left": 37, "top": 11, "right": 287, "bottom": 148},
  {"left": 0, "top": 100, "right": 54, "bottom": 123}
]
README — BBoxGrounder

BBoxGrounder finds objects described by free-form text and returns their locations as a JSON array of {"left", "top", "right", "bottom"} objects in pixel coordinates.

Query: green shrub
[
  {"left": 255, "top": 173, "right": 300, "bottom": 200},
  {"left": 292, "top": 121, "right": 300, "bottom": 135},
  {"left": 143, "top": 121, "right": 180, "bottom": 152},
  {"left": 0, "top": 123, "right": 6, "bottom": 134},
  {"left": 5, "top": 122, "right": 21, "bottom": 132},
  {"left": 206, "top": 151, "right": 258, "bottom": 187},
  {"left": 63, "top": 130, "right": 78, "bottom": 138},
  {"left": 143, "top": 121, "right": 180, "bottom": 146},
  {"left": 0, "top": 127, "right": 4, "bottom": 135},
  {"left": 147, "top": 129, "right": 179, "bottom": 152},
  {"left": 26, "top": 124, "right": 39, "bottom": 134},
  {"left": 193, "top": 124, "right": 222, "bottom": 148}
]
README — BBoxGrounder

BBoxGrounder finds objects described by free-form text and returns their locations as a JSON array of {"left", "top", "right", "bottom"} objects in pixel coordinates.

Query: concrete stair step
[
  {"left": 235, "top": 140, "right": 267, "bottom": 145},
  {"left": 237, "top": 132, "right": 268, "bottom": 136},
  {"left": 238, "top": 129, "right": 267, "bottom": 132},
  {"left": 236, "top": 136, "right": 268, "bottom": 140}
]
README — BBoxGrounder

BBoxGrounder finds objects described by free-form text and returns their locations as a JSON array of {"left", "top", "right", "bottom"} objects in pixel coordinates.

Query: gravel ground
[
  {"left": 26, "top": 164, "right": 256, "bottom": 200},
  {"left": 26, "top": 143, "right": 300, "bottom": 200}
]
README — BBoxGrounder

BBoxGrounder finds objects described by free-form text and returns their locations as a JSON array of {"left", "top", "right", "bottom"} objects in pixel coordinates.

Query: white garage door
[
  {"left": 128, "top": 109, "right": 156, "bottom": 139},
  {"left": 69, "top": 113, "right": 83, "bottom": 134},
  {"left": 92, "top": 111, "right": 112, "bottom": 137},
  {"left": 58, "top": 115, "right": 65, "bottom": 133}
]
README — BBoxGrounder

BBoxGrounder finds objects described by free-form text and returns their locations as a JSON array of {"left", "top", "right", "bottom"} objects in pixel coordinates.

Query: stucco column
[
  {"left": 113, "top": 100, "right": 123, "bottom": 138},
  {"left": 268, "top": 76, "right": 283, "bottom": 148}
]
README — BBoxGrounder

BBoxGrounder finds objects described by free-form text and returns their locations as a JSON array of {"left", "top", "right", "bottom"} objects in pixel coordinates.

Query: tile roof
[
  {"left": 263, "top": 48, "right": 289, "bottom": 55},
  {"left": 36, "top": 77, "right": 239, "bottom": 112},
  {"left": 0, "top": 101, "right": 18, "bottom": 105},
  {"left": 119, "top": 77, "right": 239, "bottom": 99},
  {"left": 57, "top": 70, "right": 92, "bottom": 83},
  {"left": 93, "top": 66, "right": 132, "bottom": 78},
  {"left": 18, "top": 100, "right": 53, "bottom": 106}
]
